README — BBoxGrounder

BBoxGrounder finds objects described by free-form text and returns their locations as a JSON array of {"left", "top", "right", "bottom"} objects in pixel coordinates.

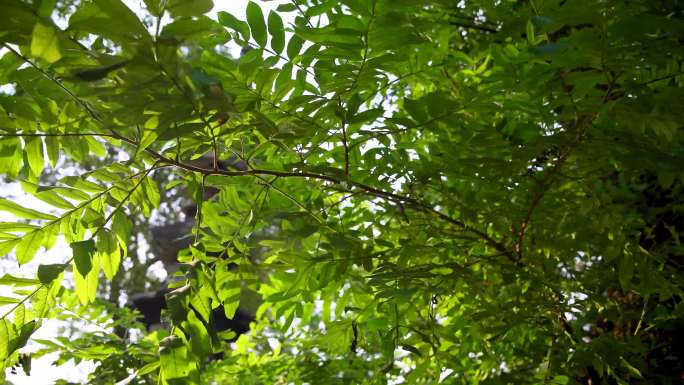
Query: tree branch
[
  {"left": 4, "top": 38, "right": 515, "bottom": 266},
  {"left": 514, "top": 138, "right": 581, "bottom": 261}
]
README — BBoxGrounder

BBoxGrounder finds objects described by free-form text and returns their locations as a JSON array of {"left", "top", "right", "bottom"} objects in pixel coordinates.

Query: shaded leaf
[
  {"left": 268, "top": 11, "right": 285, "bottom": 54},
  {"left": 71, "top": 239, "right": 95, "bottom": 276},
  {"left": 37, "top": 264, "right": 66, "bottom": 284},
  {"left": 246, "top": 1, "right": 267, "bottom": 47}
]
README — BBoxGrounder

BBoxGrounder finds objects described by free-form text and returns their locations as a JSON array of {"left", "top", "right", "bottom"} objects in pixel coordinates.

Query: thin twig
[
  {"left": 514, "top": 147, "right": 573, "bottom": 260},
  {"left": 290, "top": 0, "right": 314, "bottom": 28}
]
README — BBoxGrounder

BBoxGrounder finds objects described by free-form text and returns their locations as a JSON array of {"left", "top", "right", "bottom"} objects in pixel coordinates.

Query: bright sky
[{"left": 1, "top": 1, "right": 291, "bottom": 383}]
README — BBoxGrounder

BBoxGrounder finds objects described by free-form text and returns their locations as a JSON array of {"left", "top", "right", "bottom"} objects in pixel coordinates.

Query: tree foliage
[{"left": 0, "top": 0, "right": 683, "bottom": 384}]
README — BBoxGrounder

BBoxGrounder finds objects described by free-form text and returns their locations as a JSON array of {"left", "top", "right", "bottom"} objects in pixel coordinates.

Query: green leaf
[
  {"left": 0, "top": 296, "right": 20, "bottom": 305},
  {"left": 0, "top": 232, "right": 17, "bottom": 240},
  {"left": 34, "top": 190, "right": 75, "bottom": 210},
  {"left": 111, "top": 211, "right": 131, "bottom": 255},
  {"left": 97, "top": 230, "right": 119, "bottom": 281},
  {"left": 161, "top": 16, "right": 226, "bottom": 44},
  {"left": 526, "top": 20, "right": 536, "bottom": 45},
  {"left": 0, "top": 222, "right": 39, "bottom": 232},
  {"left": 73, "top": 252, "right": 99, "bottom": 305},
  {"left": 0, "top": 239, "right": 20, "bottom": 257},
  {"left": 0, "top": 137, "right": 23, "bottom": 178},
  {"left": 0, "top": 274, "right": 39, "bottom": 287},
  {"left": 276, "top": 4, "right": 297, "bottom": 12},
  {"left": 0, "top": 319, "right": 11, "bottom": 361},
  {"left": 305, "top": 1, "right": 336, "bottom": 17},
  {"left": 159, "top": 336, "right": 196, "bottom": 381},
  {"left": 37, "top": 0, "right": 57, "bottom": 17},
  {"left": 143, "top": 177, "right": 161, "bottom": 209},
  {"left": 137, "top": 360, "right": 160, "bottom": 376},
  {"left": 132, "top": 116, "right": 159, "bottom": 160},
  {"left": 246, "top": 1, "right": 267, "bottom": 47},
  {"left": 620, "top": 357, "right": 643, "bottom": 379},
  {"left": 190, "top": 290, "right": 212, "bottom": 324},
  {"left": 68, "top": 0, "right": 150, "bottom": 45},
  {"left": 24, "top": 137, "right": 44, "bottom": 176},
  {"left": 30, "top": 23, "right": 61, "bottom": 63},
  {"left": 0, "top": 233, "right": 18, "bottom": 241},
  {"left": 32, "top": 286, "right": 54, "bottom": 318},
  {"left": 186, "top": 310, "right": 211, "bottom": 359},
  {"left": 349, "top": 108, "right": 384, "bottom": 125},
  {"left": 218, "top": 11, "right": 250, "bottom": 42},
  {"left": 71, "top": 239, "right": 95, "bottom": 276},
  {"left": 22, "top": 183, "right": 76, "bottom": 210},
  {"left": 12, "top": 304, "right": 25, "bottom": 330},
  {"left": 143, "top": 0, "right": 162, "bottom": 16},
  {"left": 0, "top": 198, "right": 56, "bottom": 220},
  {"left": 286, "top": 35, "right": 304, "bottom": 59},
  {"left": 166, "top": 0, "right": 213, "bottom": 18},
  {"left": 16, "top": 230, "right": 44, "bottom": 265},
  {"left": 59, "top": 176, "right": 105, "bottom": 193},
  {"left": 268, "top": 11, "right": 285, "bottom": 54},
  {"left": 37, "top": 264, "right": 66, "bottom": 284},
  {"left": 8, "top": 320, "right": 36, "bottom": 354}
]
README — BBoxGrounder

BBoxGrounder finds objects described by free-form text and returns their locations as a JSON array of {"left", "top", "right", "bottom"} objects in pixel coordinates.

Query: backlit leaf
[
  {"left": 97, "top": 230, "right": 119, "bottom": 281},
  {"left": 16, "top": 229, "right": 44, "bottom": 265},
  {"left": 0, "top": 198, "right": 56, "bottom": 220},
  {"left": 24, "top": 137, "right": 44, "bottom": 176},
  {"left": 73, "top": 252, "right": 99, "bottom": 304},
  {"left": 30, "top": 23, "right": 61, "bottom": 63}
]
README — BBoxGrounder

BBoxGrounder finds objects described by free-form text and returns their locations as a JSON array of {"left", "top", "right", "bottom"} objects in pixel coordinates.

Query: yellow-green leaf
[
  {"left": 34, "top": 189, "right": 75, "bottom": 210},
  {"left": 0, "top": 239, "right": 20, "bottom": 257},
  {"left": 32, "top": 285, "right": 57, "bottom": 318},
  {"left": 97, "top": 230, "right": 120, "bottom": 281},
  {"left": 73, "top": 252, "right": 99, "bottom": 304},
  {"left": 0, "top": 274, "right": 39, "bottom": 287},
  {"left": 0, "top": 198, "right": 56, "bottom": 220},
  {"left": 0, "top": 296, "right": 20, "bottom": 305},
  {"left": 0, "top": 319, "right": 12, "bottom": 362},
  {"left": 44, "top": 136, "right": 60, "bottom": 168},
  {"left": 16, "top": 230, "right": 44, "bottom": 265},
  {"left": 30, "top": 23, "right": 62, "bottom": 63},
  {"left": 24, "top": 137, "right": 44, "bottom": 176}
]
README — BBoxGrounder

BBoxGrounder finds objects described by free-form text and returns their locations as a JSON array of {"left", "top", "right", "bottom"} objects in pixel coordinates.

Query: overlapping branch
[{"left": 4, "top": 34, "right": 516, "bottom": 265}]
